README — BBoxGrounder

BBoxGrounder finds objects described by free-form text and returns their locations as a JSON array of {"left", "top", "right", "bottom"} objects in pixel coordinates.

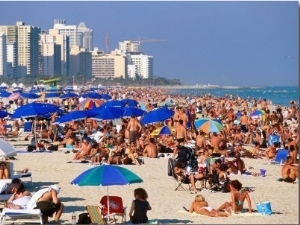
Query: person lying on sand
[{"left": 188, "top": 194, "right": 228, "bottom": 217}]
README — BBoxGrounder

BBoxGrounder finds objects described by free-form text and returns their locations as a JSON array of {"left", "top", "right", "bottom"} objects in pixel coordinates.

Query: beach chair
[
  {"left": 274, "top": 149, "right": 289, "bottom": 164},
  {"left": 86, "top": 205, "right": 106, "bottom": 225},
  {"left": 1, "top": 161, "right": 33, "bottom": 186},
  {"left": 168, "top": 158, "right": 191, "bottom": 191},
  {"left": 100, "top": 195, "right": 126, "bottom": 224}
]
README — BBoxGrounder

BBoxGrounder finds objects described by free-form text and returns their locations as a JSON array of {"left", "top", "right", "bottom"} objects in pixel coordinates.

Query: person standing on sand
[
  {"left": 127, "top": 115, "right": 142, "bottom": 149},
  {"left": 175, "top": 119, "right": 187, "bottom": 145}
]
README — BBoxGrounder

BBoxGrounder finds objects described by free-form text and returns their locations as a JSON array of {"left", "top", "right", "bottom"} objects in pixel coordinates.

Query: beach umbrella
[
  {"left": 140, "top": 107, "right": 174, "bottom": 125},
  {"left": 90, "top": 106, "right": 124, "bottom": 121},
  {"left": 151, "top": 125, "right": 175, "bottom": 136},
  {"left": 8, "top": 92, "right": 20, "bottom": 101},
  {"left": 78, "top": 98, "right": 102, "bottom": 110},
  {"left": 194, "top": 118, "right": 224, "bottom": 133},
  {"left": 60, "top": 92, "right": 78, "bottom": 99},
  {"left": 53, "top": 110, "right": 97, "bottom": 124},
  {"left": 0, "top": 110, "right": 11, "bottom": 118},
  {"left": 101, "top": 100, "right": 125, "bottom": 108},
  {"left": 249, "top": 110, "right": 264, "bottom": 117},
  {"left": 100, "top": 94, "right": 112, "bottom": 100},
  {"left": 81, "top": 92, "right": 102, "bottom": 99},
  {"left": 45, "top": 92, "right": 61, "bottom": 98},
  {"left": 20, "top": 92, "right": 40, "bottom": 99},
  {"left": 121, "top": 99, "right": 139, "bottom": 107},
  {"left": 122, "top": 107, "right": 145, "bottom": 118},
  {"left": 0, "top": 139, "right": 17, "bottom": 158},
  {"left": 71, "top": 164, "right": 143, "bottom": 215},
  {"left": 10, "top": 102, "right": 60, "bottom": 119},
  {"left": 0, "top": 91, "right": 12, "bottom": 98}
]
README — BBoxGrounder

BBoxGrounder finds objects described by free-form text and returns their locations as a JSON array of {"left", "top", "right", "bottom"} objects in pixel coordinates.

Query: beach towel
[
  {"left": 16, "top": 150, "right": 53, "bottom": 154},
  {"left": 178, "top": 209, "right": 264, "bottom": 217}
]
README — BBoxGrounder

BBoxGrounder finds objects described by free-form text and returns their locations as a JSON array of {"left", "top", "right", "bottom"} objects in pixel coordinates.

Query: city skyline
[{"left": 0, "top": 1, "right": 298, "bottom": 86}]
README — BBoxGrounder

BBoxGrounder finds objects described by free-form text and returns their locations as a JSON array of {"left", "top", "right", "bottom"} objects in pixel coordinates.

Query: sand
[{"left": 5, "top": 141, "right": 298, "bottom": 224}]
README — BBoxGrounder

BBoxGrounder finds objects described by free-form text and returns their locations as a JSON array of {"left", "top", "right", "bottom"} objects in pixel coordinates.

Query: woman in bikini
[
  {"left": 217, "top": 179, "right": 252, "bottom": 214},
  {"left": 188, "top": 194, "right": 228, "bottom": 217}
]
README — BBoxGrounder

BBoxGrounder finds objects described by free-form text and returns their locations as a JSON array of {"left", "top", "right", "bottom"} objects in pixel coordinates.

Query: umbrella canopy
[
  {"left": 45, "top": 92, "right": 61, "bottom": 98},
  {"left": 8, "top": 92, "right": 21, "bottom": 101},
  {"left": 151, "top": 125, "right": 175, "bottom": 136},
  {"left": 249, "top": 110, "right": 264, "bottom": 117},
  {"left": 53, "top": 110, "right": 97, "bottom": 124},
  {"left": 0, "top": 139, "right": 17, "bottom": 158},
  {"left": 20, "top": 92, "right": 40, "bottom": 99},
  {"left": 121, "top": 99, "right": 139, "bottom": 107},
  {"left": 122, "top": 107, "right": 145, "bottom": 118},
  {"left": 0, "top": 91, "right": 12, "bottom": 98},
  {"left": 100, "top": 94, "right": 112, "bottom": 100},
  {"left": 10, "top": 102, "right": 60, "bottom": 119},
  {"left": 194, "top": 118, "right": 224, "bottom": 133},
  {"left": 140, "top": 107, "right": 174, "bottom": 125},
  {"left": 78, "top": 98, "right": 102, "bottom": 110},
  {"left": 101, "top": 100, "right": 125, "bottom": 108},
  {"left": 0, "top": 111, "right": 11, "bottom": 118},
  {"left": 90, "top": 107, "right": 124, "bottom": 121},
  {"left": 60, "top": 92, "right": 79, "bottom": 99},
  {"left": 81, "top": 92, "right": 102, "bottom": 99}
]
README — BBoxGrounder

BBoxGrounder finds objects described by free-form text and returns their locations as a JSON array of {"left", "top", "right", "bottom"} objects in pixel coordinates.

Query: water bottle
[
  {"left": 280, "top": 159, "right": 283, "bottom": 166},
  {"left": 72, "top": 212, "right": 76, "bottom": 225}
]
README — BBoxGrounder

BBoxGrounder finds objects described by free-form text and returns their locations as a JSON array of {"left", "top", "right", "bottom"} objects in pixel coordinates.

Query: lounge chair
[
  {"left": 0, "top": 161, "right": 33, "bottom": 186},
  {"left": 86, "top": 205, "right": 106, "bottom": 225},
  {"left": 100, "top": 195, "right": 126, "bottom": 224},
  {"left": 168, "top": 158, "right": 191, "bottom": 191},
  {"left": 0, "top": 208, "right": 43, "bottom": 224},
  {"left": 274, "top": 149, "right": 289, "bottom": 164}
]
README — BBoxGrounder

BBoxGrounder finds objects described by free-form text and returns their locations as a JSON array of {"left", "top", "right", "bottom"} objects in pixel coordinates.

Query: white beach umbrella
[
  {"left": 11, "top": 83, "right": 17, "bottom": 88},
  {"left": 0, "top": 139, "right": 17, "bottom": 158}
]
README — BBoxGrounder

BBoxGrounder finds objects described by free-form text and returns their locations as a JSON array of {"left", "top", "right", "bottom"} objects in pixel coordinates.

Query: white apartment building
[
  {"left": 91, "top": 49, "right": 126, "bottom": 79},
  {"left": 77, "top": 22, "right": 93, "bottom": 52},
  {"left": 126, "top": 54, "right": 153, "bottom": 79},
  {"left": 70, "top": 45, "right": 92, "bottom": 82},
  {"left": 119, "top": 40, "right": 140, "bottom": 53},
  {"left": 17, "top": 21, "right": 40, "bottom": 76},
  {"left": 0, "top": 33, "right": 7, "bottom": 76}
]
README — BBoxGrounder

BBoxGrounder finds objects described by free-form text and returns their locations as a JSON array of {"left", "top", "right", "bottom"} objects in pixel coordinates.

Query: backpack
[{"left": 77, "top": 213, "right": 91, "bottom": 224}]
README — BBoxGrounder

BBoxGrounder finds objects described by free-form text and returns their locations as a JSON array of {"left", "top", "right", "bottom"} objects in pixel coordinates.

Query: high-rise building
[
  {"left": 70, "top": 45, "right": 92, "bottom": 83},
  {"left": 119, "top": 40, "right": 140, "bottom": 53},
  {"left": 17, "top": 21, "right": 41, "bottom": 76},
  {"left": 126, "top": 53, "right": 153, "bottom": 79},
  {"left": 77, "top": 22, "right": 93, "bottom": 52},
  {"left": 0, "top": 33, "right": 8, "bottom": 76},
  {"left": 91, "top": 48, "right": 126, "bottom": 79},
  {"left": 39, "top": 33, "right": 61, "bottom": 77}
]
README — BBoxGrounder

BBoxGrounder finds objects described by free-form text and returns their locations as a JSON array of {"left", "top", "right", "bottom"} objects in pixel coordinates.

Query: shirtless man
[
  {"left": 227, "top": 108, "right": 235, "bottom": 129},
  {"left": 195, "top": 131, "right": 207, "bottom": 155},
  {"left": 35, "top": 185, "right": 64, "bottom": 224},
  {"left": 73, "top": 138, "right": 92, "bottom": 160},
  {"left": 142, "top": 137, "right": 158, "bottom": 158},
  {"left": 175, "top": 119, "right": 187, "bottom": 145},
  {"left": 179, "top": 108, "right": 189, "bottom": 127},
  {"left": 127, "top": 115, "right": 142, "bottom": 149},
  {"left": 210, "top": 132, "right": 221, "bottom": 154},
  {"left": 172, "top": 107, "right": 181, "bottom": 127},
  {"left": 225, "top": 152, "right": 246, "bottom": 175},
  {"left": 264, "top": 142, "right": 278, "bottom": 160},
  {"left": 281, "top": 156, "right": 298, "bottom": 183}
]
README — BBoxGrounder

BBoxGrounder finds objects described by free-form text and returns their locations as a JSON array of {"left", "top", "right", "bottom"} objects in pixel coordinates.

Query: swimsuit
[
  {"left": 35, "top": 201, "right": 62, "bottom": 217},
  {"left": 66, "top": 144, "right": 74, "bottom": 149},
  {"left": 283, "top": 176, "right": 295, "bottom": 183},
  {"left": 199, "top": 207, "right": 213, "bottom": 212}
]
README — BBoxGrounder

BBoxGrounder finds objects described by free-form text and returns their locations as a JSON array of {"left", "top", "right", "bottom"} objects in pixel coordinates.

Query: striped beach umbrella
[
  {"left": 194, "top": 118, "right": 224, "bottom": 133},
  {"left": 78, "top": 98, "right": 102, "bottom": 110}
]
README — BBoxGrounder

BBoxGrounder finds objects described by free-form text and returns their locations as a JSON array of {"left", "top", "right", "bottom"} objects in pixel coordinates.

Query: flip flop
[{"left": 190, "top": 191, "right": 197, "bottom": 194}]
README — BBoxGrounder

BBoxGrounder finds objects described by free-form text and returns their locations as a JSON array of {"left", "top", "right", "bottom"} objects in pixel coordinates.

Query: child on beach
[
  {"left": 129, "top": 188, "right": 151, "bottom": 224},
  {"left": 188, "top": 194, "right": 228, "bottom": 217}
]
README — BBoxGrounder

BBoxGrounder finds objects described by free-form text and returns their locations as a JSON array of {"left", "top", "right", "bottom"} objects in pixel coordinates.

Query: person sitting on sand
[
  {"left": 217, "top": 179, "right": 252, "bottom": 214},
  {"left": 281, "top": 156, "right": 298, "bottom": 183},
  {"left": 188, "top": 194, "right": 228, "bottom": 217},
  {"left": 225, "top": 152, "right": 246, "bottom": 175},
  {"left": 142, "top": 137, "right": 158, "bottom": 158},
  {"left": 264, "top": 142, "right": 279, "bottom": 160},
  {"left": 73, "top": 138, "right": 92, "bottom": 160},
  {"left": 0, "top": 161, "right": 9, "bottom": 179}
]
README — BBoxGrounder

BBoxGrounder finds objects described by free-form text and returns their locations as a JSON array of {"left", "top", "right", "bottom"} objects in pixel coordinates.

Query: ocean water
[{"left": 167, "top": 86, "right": 298, "bottom": 107}]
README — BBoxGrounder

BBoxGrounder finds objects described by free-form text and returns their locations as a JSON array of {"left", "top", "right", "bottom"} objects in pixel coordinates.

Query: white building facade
[{"left": 0, "top": 33, "right": 7, "bottom": 76}]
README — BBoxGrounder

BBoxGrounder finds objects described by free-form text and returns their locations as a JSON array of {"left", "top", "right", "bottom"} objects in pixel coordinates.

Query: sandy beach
[{"left": 7, "top": 142, "right": 298, "bottom": 224}]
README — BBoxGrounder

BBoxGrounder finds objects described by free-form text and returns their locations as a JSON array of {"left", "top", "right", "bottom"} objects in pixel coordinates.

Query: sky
[{"left": 0, "top": 1, "right": 298, "bottom": 86}]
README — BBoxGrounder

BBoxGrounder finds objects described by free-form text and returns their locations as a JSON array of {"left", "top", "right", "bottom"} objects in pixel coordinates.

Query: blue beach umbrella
[
  {"left": 0, "top": 111, "right": 11, "bottom": 118},
  {"left": 0, "top": 91, "right": 12, "bottom": 98},
  {"left": 81, "top": 92, "right": 102, "bottom": 99},
  {"left": 140, "top": 107, "right": 174, "bottom": 125},
  {"left": 60, "top": 92, "right": 78, "bottom": 99},
  {"left": 71, "top": 164, "right": 143, "bottom": 215},
  {"left": 45, "top": 92, "right": 61, "bottom": 98},
  {"left": 90, "top": 106, "right": 124, "bottom": 120},
  {"left": 20, "top": 92, "right": 40, "bottom": 99},
  {"left": 101, "top": 100, "right": 125, "bottom": 108},
  {"left": 122, "top": 107, "right": 145, "bottom": 118},
  {"left": 100, "top": 94, "right": 112, "bottom": 100},
  {"left": 121, "top": 99, "right": 139, "bottom": 107},
  {"left": 53, "top": 110, "right": 97, "bottom": 124}
]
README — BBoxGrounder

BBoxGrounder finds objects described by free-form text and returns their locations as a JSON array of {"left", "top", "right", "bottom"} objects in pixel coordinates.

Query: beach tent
[
  {"left": 11, "top": 83, "right": 17, "bottom": 88},
  {"left": 0, "top": 82, "right": 8, "bottom": 87},
  {"left": 18, "top": 83, "right": 24, "bottom": 88},
  {"left": 0, "top": 139, "right": 17, "bottom": 158}
]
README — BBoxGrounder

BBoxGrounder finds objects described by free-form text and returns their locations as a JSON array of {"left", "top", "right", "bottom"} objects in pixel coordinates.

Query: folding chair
[
  {"left": 100, "top": 196, "right": 126, "bottom": 224},
  {"left": 86, "top": 205, "right": 106, "bottom": 225},
  {"left": 168, "top": 158, "right": 191, "bottom": 191},
  {"left": 274, "top": 149, "right": 289, "bottom": 164}
]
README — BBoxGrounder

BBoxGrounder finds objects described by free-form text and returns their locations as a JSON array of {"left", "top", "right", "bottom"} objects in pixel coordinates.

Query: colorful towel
[{"left": 16, "top": 150, "right": 53, "bottom": 154}]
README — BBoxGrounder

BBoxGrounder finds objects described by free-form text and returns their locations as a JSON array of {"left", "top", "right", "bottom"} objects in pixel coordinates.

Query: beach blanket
[
  {"left": 178, "top": 210, "right": 264, "bottom": 217},
  {"left": 16, "top": 150, "right": 53, "bottom": 154}
]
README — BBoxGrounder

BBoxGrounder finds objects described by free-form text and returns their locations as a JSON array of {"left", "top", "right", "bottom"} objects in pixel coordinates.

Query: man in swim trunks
[
  {"left": 127, "top": 115, "right": 142, "bottom": 149},
  {"left": 175, "top": 119, "right": 187, "bottom": 145},
  {"left": 35, "top": 185, "right": 64, "bottom": 224},
  {"left": 225, "top": 152, "right": 246, "bottom": 175},
  {"left": 281, "top": 156, "right": 298, "bottom": 183}
]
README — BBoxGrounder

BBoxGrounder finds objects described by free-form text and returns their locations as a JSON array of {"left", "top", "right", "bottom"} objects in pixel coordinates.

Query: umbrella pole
[
  {"left": 107, "top": 186, "right": 110, "bottom": 216},
  {"left": 34, "top": 119, "right": 37, "bottom": 149}
]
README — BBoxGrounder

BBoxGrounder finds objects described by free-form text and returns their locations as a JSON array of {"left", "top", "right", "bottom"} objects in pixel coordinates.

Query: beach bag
[
  {"left": 27, "top": 145, "right": 36, "bottom": 152},
  {"left": 77, "top": 212, "right": 91, "bottom": 224},
  {"left": 256, "top": 201, "right": 272, "bottom": 215}
]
